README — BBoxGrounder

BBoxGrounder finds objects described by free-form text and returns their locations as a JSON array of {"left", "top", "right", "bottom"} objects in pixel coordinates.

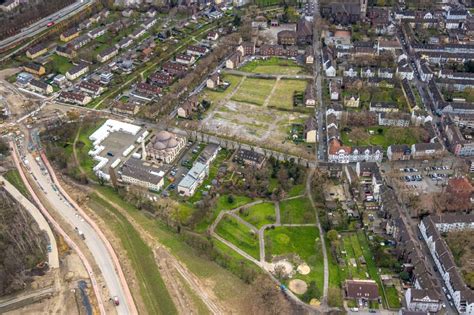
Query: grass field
[
  {"left": 279, "top": 197, "right": 315, "bottom": 224},
  {"left": 48, "top": 54, "right": 72, "bottom": 74},
  {"left": 238, "top": 202, "right": 276, "bottom": 229},
  {"left": 75, "top": 121, "right": 105, "bottom": 179},
  {"left": 288, "top": 184, "right": 305, "bottom": 197},
  {"left": 240, "top": 57, "right": 304, "bottom": 75},
  {"left": 89, "top": 194, "right": 177, "bottom": 315},
  {"left": 385, "top": 286, "right": 401, "bottom": 309},
  {"left": 215, "top": 215, "right": 260, "bottom": 260},
  {"left": 341, "top": 126, "right": 423, "bottom": 149},
  {"left": 202, "top": 74, "right": 243, "bottom": 103},
  {"left": 265, "top": 226, "right": 324, "bottom": 297},
  {"left": 4, "top": 169, "right": 30, "bottom": 199},
  {"left": 267, "top": 79, "right": 307, "bottom": 110},
  {"left": 231, "top": 77, "right": 275, "bottom": 106}
]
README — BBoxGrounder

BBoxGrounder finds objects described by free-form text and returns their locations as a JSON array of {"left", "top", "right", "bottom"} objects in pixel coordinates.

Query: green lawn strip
[
  {"left": 240, "top": 57, "right": 304, "bottom": 75},
  {"left": 267, "top": 79, "right": 307, "bottom": 110},
  {"left": 215, "top": 215, "right": 260, "bottom": 260},
  {"left": 75, "top": 120, "right": 106, "bottom": 179},
  {"left": 279, "top": 197, "right": 315, "bottom": 224},
  {"left": 4, "top": 169, "right": 31, "bottom": 199},
  {"left": 385, "top": 286, "right": 401, "bottom": 309},
  {"left": 93, "top": 186, "right": 253, "bottom": 303},
  {"left": 265, "top": 226, "right": 324, "bottom": 298},
  {"left": 326, "top": 236, "right": 343, "bottom": 289},
  {"left": 48, "top": 54, "right": 72, "bottom": 74},
  {"left": 287, "top": 184, "right": 305, "bottom": 197},
  {"left": 231, "top": 77, "right": 275, "bottom": 106},
  {"left": 341, "top": 126, "right": 421, "bottom": 149},
  {"left": 89, "top": 194, "right": 177, "bottom": 315},
  {"left": 238, "top": 202, "right": 276, "bottom": 229},
  {"left": 194, "top": 194, "right": 254, "bottom": 233}
]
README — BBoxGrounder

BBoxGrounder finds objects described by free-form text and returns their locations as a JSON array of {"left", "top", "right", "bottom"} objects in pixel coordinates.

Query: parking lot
[{"left": 389, "top": 165, "right": 454, "bottom": 194}]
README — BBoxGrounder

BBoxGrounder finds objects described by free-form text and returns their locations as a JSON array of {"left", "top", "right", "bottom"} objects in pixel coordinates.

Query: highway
[
  {"left": 0, "top": 0, "right": 94, "bottom": 50},
  {"left": 22, "top": 148, "right": 132, "bottom": 315},
  {"left": 1, "top": 175, "right": 59, "bottom": 269}
]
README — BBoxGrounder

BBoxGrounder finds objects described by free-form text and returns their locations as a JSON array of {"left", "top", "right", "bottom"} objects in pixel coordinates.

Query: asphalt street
[{"left": 24, "top": 150, "right": 130, "bottom": 314}]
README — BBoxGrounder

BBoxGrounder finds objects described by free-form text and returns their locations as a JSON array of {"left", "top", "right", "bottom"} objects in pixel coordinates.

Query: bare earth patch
[
  {"left": 297, "top": 263, "right": 310, "bottom": 275},
  {"left": 288, "top": 279, "right": 308, "bottom": 295}
]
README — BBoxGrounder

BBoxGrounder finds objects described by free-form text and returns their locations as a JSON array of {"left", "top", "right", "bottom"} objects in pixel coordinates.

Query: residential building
[
  {"left": 344, "top": 67, "right": 359, "bottom": 78},
  {"left": 162, "top": 61, "right": 187, "bottom": 77},
  {"left": 111, "top": 101, "right": 139, "bottom": 116},
  {"left": 149, "top": 72, "right": 173, "bottom": 87},
  {"left": 115, "top": 37, "right": 133, "bottom": 50},
  {"left": 56, "top": 45, "right": 77, "bottom": 59},
  {"left": 405, "top": 288, "right": 442, "bottom": 313},
  {"left": 207, "top": 31, "right": 219, "bottom": 41},
  {"left": 296, "top": 18, "right": 313, "bottom": 45},
  {"left": 305, "top": 46, "right": 314, "bottom": 64},
  {"left": 23, "top": 63, "right": 45, "bottom": 76},
  {"left": 226, "top": 51, "right": 242, "bottom": 69},
  {"left": 378, "top": 68, "right": 394, "bottom": 79},
  {"left": 26, "top": 44, "right": 47, "bottom": 59},
  {"left": 237, "top": 42, "right": 255, "bottom": 56},
  {"left": 88, "top": 27, "right": 106, "bottom": 39},
  {"left": 369, "top": 102, "right": 399, "bottom": 113},
  {"left": 344, "top": 95, "right": 360, "bottom": 108},
  {"left": 304, "top": 117, "right": 317, "bottom": 143},
  {"left": 66, "top": 63, "right": 89, "bottom": 81},
  {"left": 177, "top": 98, "right": 198, "bottom": 119},
  {"left": 329, "top": 81, "right": 340, "bottom": 100},
  {"left": 28, "top": 79, "right": 52, "bottom": 95},
  {"left": 129, "top": 27, "right": 146, "bottom": 39},
  {"left": 59, "top": 91, "right": 92, "bottom": 106},
  {"left": 16, "top": 72, "right": 33, "bottom": 85},
  {"left": 145, "top": 130, "right": 186, "bottom": 164},
  {"left": 378, "top": 112, "right": 410, "bottom": 127},
  {"left": 206, "top": 73, "right": 220, "bottom": 89},
  {"left": 136, "top": 82, "right": 161, "bottom": 97},
  {"left": 361, "top": 67, "right": 376, "bottom": 78},
  {"left": 344, "top": 280, "right": 380, "bottom": 303},
  {"left": 397, "top": 59, "right": 415, "bottom": 81},
  {"left": 0, "top": 0, "right": 20, "bottom": 11},
  {"left": 176, "top": 54, "right": 195, "bottom": 66},
  {"left": 305, "top": 84, "right": 316, "bottom": 107},
  {"left": 443, "top": 116, "right": 474, "bottom": 156},
  {"left": 69, "top": 35, "right": 91, "bottom": 50},
  {"left": 141, "top": 17, "right": 156, "bottom": 30},
  {"left": 187, "top": 45, "right": 208, "bottom": 56},
  {"left": 97, "top": 47, "right": 118, "bottom": 63},
  {"left": 120, "top": 159, "right": 164, "bottom": 192},
  {"left": 234, "top": 149, "right": 265, "bottom": 169},
  {"left": 411, "top": 143, "right": 444, "bottom": 160},
  {"left": 60, "top": 28, "right": 79, "bottom": 42},
  {"left": 387, "top": 144, "right": 411, "bottom": 161},
  {"left": 178, "top": 162, "right": 209, "bottom": 197},
  {"left": 277, "top": 30, "right": 297, "bottom": 45},
  {"left": 78, "top": 81, "right": 104, "bottom": 97}
]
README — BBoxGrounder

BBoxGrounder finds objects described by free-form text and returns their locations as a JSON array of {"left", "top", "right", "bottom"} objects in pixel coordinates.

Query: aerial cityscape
[{"left": 0, "top": 0, "right": 473, "bottom": 314}]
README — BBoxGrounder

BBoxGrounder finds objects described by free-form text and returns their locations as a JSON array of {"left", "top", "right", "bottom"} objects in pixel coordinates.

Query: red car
[{"left": 46, "top": 21, "right": 55, "bottom": 27}]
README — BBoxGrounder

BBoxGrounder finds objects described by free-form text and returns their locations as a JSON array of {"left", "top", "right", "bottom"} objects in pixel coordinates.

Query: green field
[
  {"left": 240, "top": 57, "right": 304, "bottom": 75},
  {"left": 268, "top": 79, "right": 308, "bottom": 110},
  {"left": 231, "top": 77, "right": 275, "bottom": 106},
  {"left": 4, "top": 169, "right": 30, "bottom": 199},
  {"left": 238, "top": 202, "right": 276, "bottom": 229},
  {"left": 341, "top": 126, "right": 423, "bottom": 149},
  {"left": 385, "top": 286, "right": 401, "bottom": 309},
  {"left": 202, "top": 74, "right": 243, "bottom": 103},
  {"left": 75, "top": 121, "right": 105, "bottom": 179},
  {"left": 215, "top": 215, "right": 260, "bottom": 259},
  {"left": 48, "top": 54, "right": 72, "bottom": 74},
  {"left": 279, "top": 197, "right": 315, "bottom": 224},
  {"left": 265, "top": 226, "right": 324, "bottom": 297},
  {"left": 89, "top": 194, "right": 177, "bottom": 315}
]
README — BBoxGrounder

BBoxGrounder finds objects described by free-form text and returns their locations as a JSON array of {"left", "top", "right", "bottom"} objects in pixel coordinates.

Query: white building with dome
[{"left": 145, "top": 130, "right": 186, "bottom": 164}]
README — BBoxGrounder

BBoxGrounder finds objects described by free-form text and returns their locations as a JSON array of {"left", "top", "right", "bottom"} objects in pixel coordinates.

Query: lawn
[
  {"left": 265, "top": 226, "right": 324, "bottom": 297},
  {"left": 385, "top": 286, "right": 401, "bottom": 309},
  {"left": 202, "top": 74, "right": 243, "bottom": 103},
  {"left": 195, "top": 194, "right": 254, "bottom": 233},
  {"left": 48, "top": 54, "right": 72, "bottom": 74},
  {"left": 238, "top": 202, "right": 276, "bottom": 229},
  {"left": 288, "top": 184, "right": 305, "bottom": 197},
  {"left": 4, "top": 169, "right": 30, "bottom": 199},
  {"left": 215, "top": 215, "right": 260, "bottom": 260},
  {"left": 89, "top": 194, "right": 177, "bottom": 315},
  {"left": 231, "top": 77, "right": 275, "bottom": 106},
  {"left": 341, "top": 126, "right": 424, "bottom": 149},
  {"left": 75, "top": 121, "right": 105, "bottom": 179},
  {"left": 267, "top": 79, "right": 308, "bottom": 110},
  {"left": 240, "top": 57, "right": 304, "bottom": 75},
  {"left": 279, "top": 197, "right": 315, "bottom": 224}
]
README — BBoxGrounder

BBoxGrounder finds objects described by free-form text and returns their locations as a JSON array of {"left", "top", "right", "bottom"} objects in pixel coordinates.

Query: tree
[
  {"left": 0, "top": 138, "right": 9, "bottom": 157},
  {"left": 247, "top": 275, "right": 292, "bottom": 315},
  {"left": 302, "top": 281, "right": 320, "bottom": 303},
  {"left": 400, "top": 271, "right": 410, "bottom": 282},
  {"left": 327, "top": 229, "right": 339, "bottom": 242},
  {"left": 227, "top": 194, "right": 235, "bottom": 204}
]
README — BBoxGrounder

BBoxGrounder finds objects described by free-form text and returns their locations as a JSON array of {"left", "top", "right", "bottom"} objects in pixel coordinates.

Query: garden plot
[{"left": 230, "top": 77, "right": 276, "bottom": 106}]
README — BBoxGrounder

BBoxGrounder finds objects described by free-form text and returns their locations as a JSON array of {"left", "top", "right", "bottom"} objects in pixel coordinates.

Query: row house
[
  {"left": 329, "top": 81, "right": 340, "bottom": 100},
  {"left": 141, "top": 18, "right": 156, "bottom": 30},
  {"left": 442, "top": 115, "right": 474, "bottom": 156},
  {"left": 56, "top": 46, "right": 76, "bottom": 59},
  {"left": 440, "top": 101, "right": 474, "bottom": 115},
  {"left": 26, "top": 44, "right": 47, "bottom": 59},
  {"left": 438, "top": 70, "right": 474, "bottom": 82},
  {"left": 378, "top": 68, "right": 394, "bottom": 79},
  {"left": 440, "top": 78, "right": 474, "bottom": 91},
  {"left": 419, "top": 63, "right": 433, "bottom": 82},
  {"left": 378, "top": 112, "right": 411, "bottom": 127},
  {"left": 420, "top": 51, "right": 474, "bottom": 64},
  {"left": 129, "top": 27, "right": 146, "bottom": 39},
  {"left": 376, "top": 39, "right": 401, "bottom": 53},
  {"left": 328, "top": 139, "right": 383, "bottom": 164},
  {"left": 66, "top": 63, "right": 89, "bottom": 81},
  {"left": 412, "top": 43, "right": 474, "bottom": 54},
  {"left": 59, "top": 91, "right": 91, "bottom": 106},
  {"left": 237, "top": 42, "right": 255, "bottom": 56},
  {"left": 60, "top": 28, "right": 80, "bottom": 42},
  {"left": 149, "top": 72, "right": 173, "bottom": 87},
  {"left": 115, "top": 37, "right": 134, "bottom": 50},
  {"left": 259, "top": 45, "right": 298, "bottom": 58},
  {"left": 411, "top": 142, "right": 445, "bottom": 160},
  {"left": 361, "top": 67, "right": 376, "bottom": 78},
  {"left": 226, "top": 51, "right": 242, "bottom": 69},
  {"left": 277, "top": 30, "right": 297, "bottom": 46},
  {"left": 305, "top": 84, "right": 316, "bottom": 107},
  {"left": 111, "top": 101, "right": 140, "bottom": 116},
  {"left": 28, "top": 79, "right": 52, "bottom": 95},
  {"left": 344, "top": 67, "right": 358, "bottom": 78},
  {"left": 97, "top": 46, "right": 118, "bottom": 63},
  {"left": 69, "top": 35, "right": 91, "bottom": 50},
  {"left": 78, "top": 81, "right": 104, "bottom": 97},
  {"left": 162, "top": 61, "right": 187, "bottom": 77},
  {"left": 419, "top": 215, "right": 474, "bottom": 315},
  {"left": 207, "top": 31, "right": 219, "bottom": 41},
  {"left": 187, "top": 45, "right": 208, "bottom": 57},
  {"left": 136, "top": 82, "right": 161, "bottom": 97},
  {"left": 397, "top": 59, "right": 415, "bottom": 81},
  {"left": 88, "top": 28, "right": 106, "bottom": 39},
  {"left": 176, "top": 54, "right": 195, "bottom": 66},
  {"left": 387, "top": 144, "right": 411, "bottom": 161},
  {"left": 369, "top": 102, "right": 399, "bottom": 113},
  {"left": 177, "top": 97, "right": 199, "bottom": 119},
  {"left": 23, "top": 63, "right": 45, "bottom": 76}
]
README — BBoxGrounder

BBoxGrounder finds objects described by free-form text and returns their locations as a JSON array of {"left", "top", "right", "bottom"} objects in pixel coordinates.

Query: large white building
[{"left": 178, "top": 162, "right": 208, "bottom": 197}]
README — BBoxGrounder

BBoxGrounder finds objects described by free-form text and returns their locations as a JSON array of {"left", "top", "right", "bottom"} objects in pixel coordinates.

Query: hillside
[{"left": 0, "top": 187, "right": 47, "bottom": 296}]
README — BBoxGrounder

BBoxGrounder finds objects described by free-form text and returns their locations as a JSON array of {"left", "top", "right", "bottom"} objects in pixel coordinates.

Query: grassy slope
[
  {"left": 4, "top": 169, "right": 31, "bottom": 199},
  {"left": 215, "top": 215, "right": 260, "bottom": 260},
  {"left": 279, "top": 197, "right": 315, "bottom": 224},
  {"left": 238, "top": 202, "right": 276, "bottom": 229}
]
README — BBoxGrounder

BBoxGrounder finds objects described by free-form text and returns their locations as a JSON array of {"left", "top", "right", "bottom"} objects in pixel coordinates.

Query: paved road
[
  {"left": 1, "top": 175, "right": 59, "bottom": 269},
  {"left": 0, "top": 0, "right": 93, "bottom": 50},
  {"left": 23, "top": 149, "right": 133, "bottom": 315}
]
